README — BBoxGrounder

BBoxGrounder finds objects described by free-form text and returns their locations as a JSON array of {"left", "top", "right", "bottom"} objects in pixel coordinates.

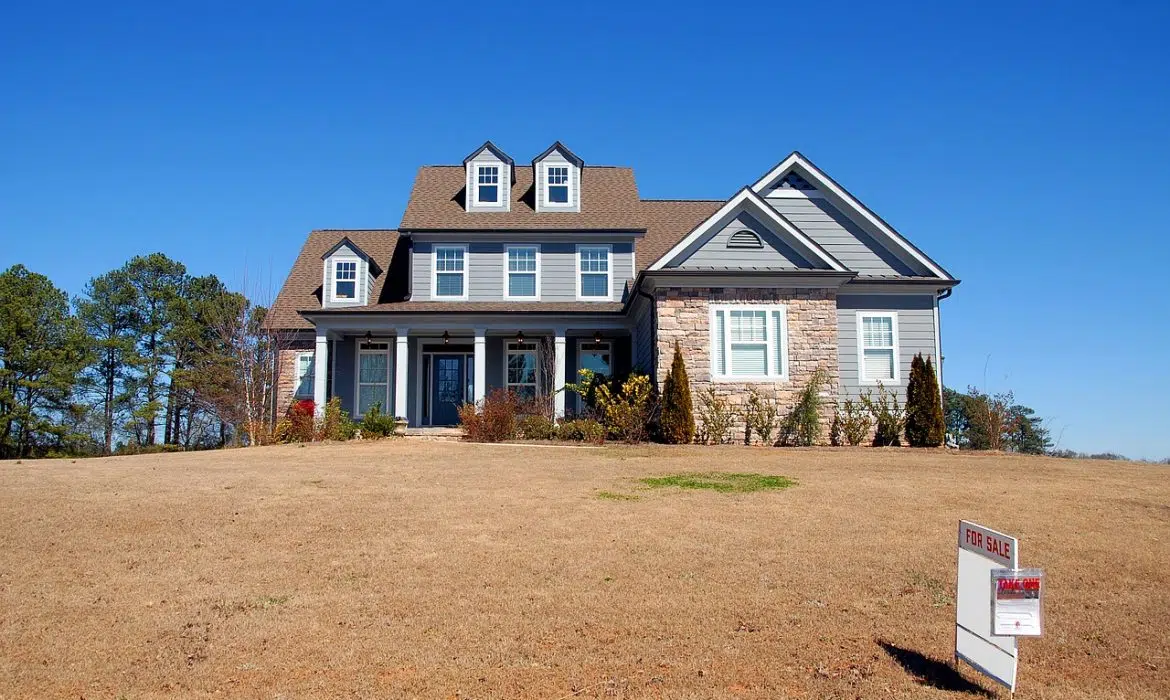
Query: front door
[{"left": 431, "top": 354, "right": 465, "bottom": 426}]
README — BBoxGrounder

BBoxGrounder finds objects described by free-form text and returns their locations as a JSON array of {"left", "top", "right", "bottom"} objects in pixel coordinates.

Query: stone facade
[
  {"left": 654, "top": 287, "right": 839, "bottom": 444},
  {"left": 275, "top": 338, "right": 313, "bottom": 418}
]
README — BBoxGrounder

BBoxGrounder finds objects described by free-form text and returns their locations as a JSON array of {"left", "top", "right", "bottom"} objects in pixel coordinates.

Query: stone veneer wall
[
  {"left": 275, "top": 337, "right": 314, "bottom": 418},
  {"left": 654, "top": 287, "right": 839, "bottom": 445}
]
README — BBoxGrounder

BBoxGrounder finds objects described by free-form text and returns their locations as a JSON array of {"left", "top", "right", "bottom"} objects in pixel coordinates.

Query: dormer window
[
  {"left": 334, "top": 260, "right": 357, "bottom": 300},
  {"left": 546, "top": 165, "right": 570, "bottom": 205},
  {"left": 476, "top": 165, "right": 500, "bottom": 205}
]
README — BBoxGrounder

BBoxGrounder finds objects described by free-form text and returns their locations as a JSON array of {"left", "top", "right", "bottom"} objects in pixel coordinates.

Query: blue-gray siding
[
  {"left": 837, "top": 294, "right": 937, "bottom": 402},
  {"left": 766, "top": 197, "right": 917, "bottom": 276},
  {"left": 412, "top": 240, "right": 635, "bottom": 302},
  {"left": 674, "top": 211, "right": 813, "bottom": 270}
]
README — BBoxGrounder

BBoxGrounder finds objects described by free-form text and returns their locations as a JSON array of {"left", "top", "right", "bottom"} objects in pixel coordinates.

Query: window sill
[{"left": 711, "top": 375, "right": 790, "bottom": 383}]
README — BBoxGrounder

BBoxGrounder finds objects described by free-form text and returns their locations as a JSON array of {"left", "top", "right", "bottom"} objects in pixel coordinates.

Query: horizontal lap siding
[
  {"left": 837, "top": 294, "right": 936, "bottom": 402},
  {"left": 414, "top": 240, "right": 633, "bottom": 303},
  {"left": 677, "top": 212, "right": 811, "bottom": 270},
  {"left": 631, "top": 295, "right": 655, "bottom": 380},
  {"left": 767, "top": 198, "right": 916, "bottom": 276}
]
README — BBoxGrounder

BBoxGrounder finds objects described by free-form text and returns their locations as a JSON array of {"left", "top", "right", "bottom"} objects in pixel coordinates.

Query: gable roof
[
  {"left": 267, "top": 229, "right": 402, "bottom": 330},
  {"left": 399, "top": 165, "right": 645, "bottom": 231},
  {"left": 752, "top": 151, "right": 953, "bottom": 280},
  {"left": 532, "top": 141, "right": 584, "bottom": 167},
  {"left": 647, "top": 187, "right": 848, "bottom": 272},
  {"left": 462, "top": 140, "right": 515, "bottom": 167},
  {"left": 636, "top": 199, "right": 723, "bottom": 274}
]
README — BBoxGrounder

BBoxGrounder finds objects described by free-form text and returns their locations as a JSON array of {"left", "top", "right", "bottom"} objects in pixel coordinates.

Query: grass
[
  {"left": 0, "top": 442, "right": 1167, "bottom": 698},
  {"left": 639, "top": 471, "right": 795, "bottom": 493}
]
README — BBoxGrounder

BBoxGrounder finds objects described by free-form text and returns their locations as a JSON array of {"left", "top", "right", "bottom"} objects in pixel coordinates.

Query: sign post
[{"left": 955, "top": 521, "right": 1020, "bottom": 691}]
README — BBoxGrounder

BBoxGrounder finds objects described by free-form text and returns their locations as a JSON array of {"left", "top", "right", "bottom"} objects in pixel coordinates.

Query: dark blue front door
[{"left": 431, "top": 355, "right": 465, "bottom": 426}]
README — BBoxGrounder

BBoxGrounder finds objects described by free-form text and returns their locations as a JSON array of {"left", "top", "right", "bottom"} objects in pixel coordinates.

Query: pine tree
[
  {"left": 905, "top": 353, "right": 945, "bottom": 447},
  {"left": 659, "top": 342, "right": 695, "bottom": 444}
]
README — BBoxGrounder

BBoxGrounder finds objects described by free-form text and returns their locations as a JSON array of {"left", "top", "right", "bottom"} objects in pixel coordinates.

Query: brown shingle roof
[
  {"left": 636, "top": 199, "right": 723, "bottom": 273},
  {"left": 399, "top": 165, "right": 645, "bottom": 230},
  {"left": 266, "top": 229, "right": 401, "bottom": 330},
  {"left": 306, "top": 301, "right": 624, "bottom": 315}
]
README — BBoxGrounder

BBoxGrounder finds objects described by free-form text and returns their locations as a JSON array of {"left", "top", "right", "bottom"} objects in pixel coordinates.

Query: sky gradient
[{"left": 2, "top": 1, "right": 1168, "bottom": 458}]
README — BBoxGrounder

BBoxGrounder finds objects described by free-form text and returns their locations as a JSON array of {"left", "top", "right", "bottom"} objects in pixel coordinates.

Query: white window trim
[
  {"left": 503, "top": 244, "right": 541, "bottom": 301},
  {"left": 504, "top": 341, "right": 541, "bottom": 396},
  {"left": 542, "top": 162, "right": 574, "bottom": 209},
  {"left": 708, "top": 304, "right": 790, "bottom": 382},
  {"left": 575, "top": 244, "right": 613, "bottom": 301},
  {"left": 431, "top": 244, "right": 469, "bottom": 301},
  {"left": 472, "top": 163, "right": 505, "bottom": 208},
  {"left": 329, "top": 256, "right": 361, "bottom": 304},
  {"left": 577, "top": 339, "right": 612, "bottom": 378},
  {"left": 293, "top": 351, "right": 315, "bottom": 398},
  {"left": 353, "top": 340, "right": 392, "bottom": 416},
  {"left": 856, "top": 311, "right": 900, "bottom": 385}
]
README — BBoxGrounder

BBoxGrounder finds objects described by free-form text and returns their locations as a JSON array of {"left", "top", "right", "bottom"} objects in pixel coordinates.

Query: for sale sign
[
  {"left": 955, "top": 521, "right": 1019, "bottom": 690},
  {"left": 992, "top": 569, "right": 1044, "bottom": 637}
]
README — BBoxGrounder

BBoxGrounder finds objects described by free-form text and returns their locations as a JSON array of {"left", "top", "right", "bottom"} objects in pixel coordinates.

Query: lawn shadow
[{"left": 877, "top": 639, "right": 995, "bottom": 696}]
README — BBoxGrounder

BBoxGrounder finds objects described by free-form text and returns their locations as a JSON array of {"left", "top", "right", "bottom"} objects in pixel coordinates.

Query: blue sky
[{"left": 2, "top": 2, "right": 1168, "bottom": 458}]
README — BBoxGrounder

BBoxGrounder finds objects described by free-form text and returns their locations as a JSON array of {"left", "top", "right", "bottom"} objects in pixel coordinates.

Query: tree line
[{"left": 0, "top": 256, "right": 281, "bottom": 458}]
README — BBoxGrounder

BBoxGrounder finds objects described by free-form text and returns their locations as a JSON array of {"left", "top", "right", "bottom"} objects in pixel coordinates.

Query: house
[{"left": 267, "top": 142, "right": 957, "bottom": 438}]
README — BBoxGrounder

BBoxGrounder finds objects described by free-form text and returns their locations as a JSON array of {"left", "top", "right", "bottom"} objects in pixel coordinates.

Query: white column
[
  {"left": 394, "top": 329, "right": 409, "bottom": 423},
  {"left": 473, "top": 328, "right": 487, "bottom": 406},
  {"left": 553, "top": 328, "right": 567, "bottom": 419},
  {"left": 312, "top": 329, "right": 329, "bottom": 417}
]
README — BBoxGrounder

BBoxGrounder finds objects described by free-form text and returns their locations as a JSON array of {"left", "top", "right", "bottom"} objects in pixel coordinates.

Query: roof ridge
[
  {"left": 311, "top": 228, "right": 399, "bottom": 232},
  {"left": 641, "top": 198, "right": 724, "bottom": 203}
]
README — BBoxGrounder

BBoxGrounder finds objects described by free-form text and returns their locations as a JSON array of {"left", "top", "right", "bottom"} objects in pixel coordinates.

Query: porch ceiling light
[
  {"left": 442, "top": 330, "right": 450, "bottom": 344},
  {"left": 516, "top": 330, "right": 525, "bottom": 343},
  {"left": 593, "top": 330, "right": 602, "bottom": 343},
  {"left": 363, "top": 330, "right": 373, "bottom": 348}
]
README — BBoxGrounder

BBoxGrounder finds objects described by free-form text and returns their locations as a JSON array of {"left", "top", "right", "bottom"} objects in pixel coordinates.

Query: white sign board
[
  {"left": 956, "top": 521, "right": 1019, "bottom": 691},
  {"left": 992, "top": 568, "right": 1044, "bottom": 637}
]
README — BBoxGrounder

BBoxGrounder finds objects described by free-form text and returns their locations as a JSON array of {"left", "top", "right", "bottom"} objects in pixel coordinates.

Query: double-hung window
[
  {"left": 433, "top": 245, "right": 467, "bottom": 299},
  {"left": 294, "top": 351, "right": 315, "bottom": 397},
  {"left": 710, "top": 305, "right": 788, "bottom": 380},
  {"left": 577, "top": 245, "right": 611, "bottom": 300},
  {"left": 476, "top": 165, "right": 500, "bottom": 205},
  {"left": 505, "top": 342, "right": 538, "bottom": 401},
  {"left": 546, "top": 165, "right": 570, "bottom": 205},
  {"left": 858, "top": 312, "right": 898, "bottom": 383},
  {"left": 505, "top": 246, "right": 539, "bottom": 299},
  {"left": 333, "top": 260, "right": 357, "bottom": 301}
]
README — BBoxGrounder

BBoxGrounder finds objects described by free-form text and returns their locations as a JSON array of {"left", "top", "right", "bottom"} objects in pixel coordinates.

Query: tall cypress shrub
[
  {"left": 906, "top": 353, "right": 945, "bottom": 447},
  {"left": 660, "top": 342, "right": 695, "bottom": 444}
]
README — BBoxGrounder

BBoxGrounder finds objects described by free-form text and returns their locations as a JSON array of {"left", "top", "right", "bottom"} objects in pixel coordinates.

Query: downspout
[
  {"left": 935, "top": 287, "right": 952, "bottom": 408},
  {"left": 634, "top": 277, "right": 657, "bottom": 385}
]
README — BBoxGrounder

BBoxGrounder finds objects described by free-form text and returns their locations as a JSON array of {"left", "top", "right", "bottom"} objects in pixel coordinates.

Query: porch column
[
  {"left": 312, "top": 328, "right": 329, "bottom": 417},
  {"left": 394, "top": 328, "right": 409, "bottom": 423},
  {"left": 473, "top": 328, "right": 486, "bottom": 406},
  {"left": 554, "top": 327, "right": 567, "bottom": 419}
]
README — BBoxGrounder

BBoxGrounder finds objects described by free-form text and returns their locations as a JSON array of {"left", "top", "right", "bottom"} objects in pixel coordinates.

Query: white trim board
[
  {"left": 647, "top": 188, "right": 847, "bottom": 273},
  {"left": 751, "top": 152, "right": 952, "bottom": 280}
]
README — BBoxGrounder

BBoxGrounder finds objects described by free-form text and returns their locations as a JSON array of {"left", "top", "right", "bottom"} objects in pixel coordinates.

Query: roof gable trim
[{"left": 532, "top": 141, "right": 585, "bottom": 167}]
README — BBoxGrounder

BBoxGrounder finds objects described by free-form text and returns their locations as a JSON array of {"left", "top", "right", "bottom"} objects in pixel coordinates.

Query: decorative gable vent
[
  {"left": 727, "top": 230, "right": 764, "bottom": 249},
  {"left": 778, "top": 172, "right": 816, "bottom": 190}
]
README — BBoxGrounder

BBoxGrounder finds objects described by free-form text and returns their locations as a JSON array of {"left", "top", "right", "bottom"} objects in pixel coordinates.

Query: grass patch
[
  {"left": 639, "top": 472, "right": 795, "bottom": 493},
  {"left": 596, "top": 490, "right": 640, "bottom": 501}
]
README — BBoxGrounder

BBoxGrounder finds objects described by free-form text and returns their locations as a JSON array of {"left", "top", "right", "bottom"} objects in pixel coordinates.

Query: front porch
[{"left": 305, "top": 322, "right": 632, "bottom": 427}]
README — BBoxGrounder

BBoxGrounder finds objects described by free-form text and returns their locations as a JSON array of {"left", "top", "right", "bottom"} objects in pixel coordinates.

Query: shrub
[
  {"left": 517, "top": 414, "right": 556, "bottom": 440},
  {"left": 905, "top": 354, "right": 945, "bottom": 447},
  {"left": 660, "top": 343, "right": 695, "bottom": 444},
  {"left": 695, "top": 387, "right": 734, "bottom": 445},
  {"left": 277, "top": 399, "right": 316, "bottom": 443},
  {"left": 359, "top": 403, "right": 396, "bottom": 439},
  {"left": 837, "top": 398, "right": 873, "bottom": 446},
  {"left": 556, "top": 418, "right": 606, "bottom": 444},
  {"left": 457, "top": 388, "right": 520, "bottom": 442},
  {"left": 595, "top": 373, "right": 654, "bottom": 444},
  {"left": 743, "top": 388, "right": 780, "bottom": 445},
  {"left": 861, "top": 383, "right": 906, "bottom": 447},
  {"left": 564, "top": 368, "right": 609, "bottom": 416},
  {"left": 318, "top": 397, "right": 357, "bottom": 441},
  {"left": 778, "top": 368, "right": 828, "bottom": 446},
  {"left": 829, "top": 410, "right": 842, "bottom": 446}
]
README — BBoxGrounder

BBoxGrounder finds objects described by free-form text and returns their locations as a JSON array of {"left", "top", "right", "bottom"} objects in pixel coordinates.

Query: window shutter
[{"left": 712, "top": 310, "right": 726, "bottom": 376}]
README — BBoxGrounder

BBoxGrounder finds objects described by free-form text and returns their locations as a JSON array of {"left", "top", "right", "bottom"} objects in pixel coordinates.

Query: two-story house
[{"left": 267, "top": 142, "right": 957, "bottom": 436}]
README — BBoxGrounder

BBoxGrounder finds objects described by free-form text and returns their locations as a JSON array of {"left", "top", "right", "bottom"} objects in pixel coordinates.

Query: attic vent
[
  {"left": 778, "top": 172, "right": 816, "bottom": 190},
  {"left": 727, "top": 230, "right": 764, "bottom": 249}
]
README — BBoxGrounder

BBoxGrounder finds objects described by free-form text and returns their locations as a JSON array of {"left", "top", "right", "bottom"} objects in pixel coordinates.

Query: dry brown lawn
[{"left": 0, "top": 442, "right": 1167, "bottom": 699}]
